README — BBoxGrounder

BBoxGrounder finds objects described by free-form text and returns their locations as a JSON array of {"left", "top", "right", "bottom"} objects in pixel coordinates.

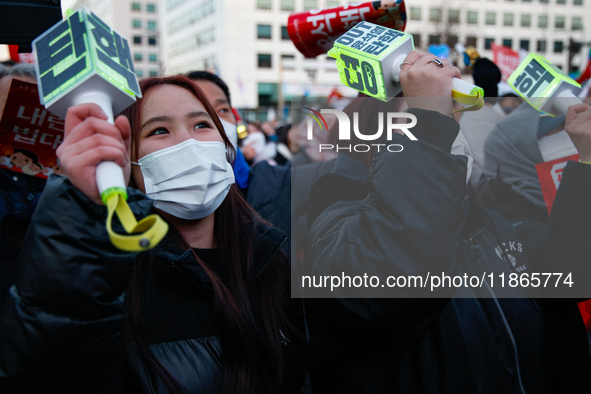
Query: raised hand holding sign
[
  {"left": 510, "top": 54, "right": 591, "bottom": 215},
  {"left": 327, "top": 21, "right": 484, "bottom": 113},
  {"left": 32, "top": 8, "right": 167, "bottom": 252},
  {"left": 508, "top": 53, "right": 583, "bottom": 116}
]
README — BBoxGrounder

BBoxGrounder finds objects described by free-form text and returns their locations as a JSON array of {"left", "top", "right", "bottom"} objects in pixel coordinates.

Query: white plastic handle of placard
[
  {"left": 450, "top": 78, "right": 477, "bottom": 96},
  {"left": 391, "top": 54, "right": 407, "bottom": 84},
  {"left": 71, "top": 91, "right": 127, "bottom": 198},
  {"left": 553, "top": 90, "right": 583, "bottom": 115}
]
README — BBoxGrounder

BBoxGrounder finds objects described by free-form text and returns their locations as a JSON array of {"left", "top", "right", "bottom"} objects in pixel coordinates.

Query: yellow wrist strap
[
  {"left": 451, "top": 89, "right": 484, "bottom": 114},
  {"left": 104, "top": 191, "right": 168, "bottom": 252}
]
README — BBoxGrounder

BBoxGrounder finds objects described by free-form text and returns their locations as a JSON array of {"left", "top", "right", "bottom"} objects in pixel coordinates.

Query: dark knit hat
[{"left": 472, "top": 58, "right": 502, "bottom": 97}]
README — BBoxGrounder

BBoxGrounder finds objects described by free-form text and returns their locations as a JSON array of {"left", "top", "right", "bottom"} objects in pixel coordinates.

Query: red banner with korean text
[
  {"left": 536, "top": 154, "right": 591, "bottom": 332},
  {"left": 535, "top": 154, "right": 579, "bottom": 215},
  {"left": 288, "top": 0, "right": 407, "bottom": 58},
  {"left": 580, "top": 301, "right": 591, "bottom": 332},
  {"left": 491, "top": 43, "right": 520, "bottom": 81},
  {"left": 0, "top": 79, "right": 64, "bottom": 179},
  {"left": 8, "top": 45, "right": 36, "bottom": 64}
]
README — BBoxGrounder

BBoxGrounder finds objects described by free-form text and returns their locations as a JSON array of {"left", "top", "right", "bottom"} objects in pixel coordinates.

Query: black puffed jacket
[
  {"left": 0, "top": 176, "right": 300, "bottom": 393},
  {"left": 302, "top": 109, "right": 591, "bottom": 394}
]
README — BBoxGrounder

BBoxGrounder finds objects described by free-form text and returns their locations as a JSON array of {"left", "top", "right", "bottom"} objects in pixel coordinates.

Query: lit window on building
[
  {"left": 429, "top": 8, "right": 441, "bottom": 22},
  {"left": 428, "top": 35, "right": 441, "bottom": 45},
  {"left": 555, "top": 16, "right": 565, "bottom": 29},
  {"left": 281, "top": 0, "right": 295, "bottom": 11},
  {"left": 281, "top": 26, "right": 290, "bottom": 40},
  {"left": 304, "top": 0, "right": 317, "bottom": 10},
  {"left": 258, "top": 83, "right": 279, "bottom": 106},
  {"left": 257, "top": 0, "right": 272, "bottom": 10},
  {"left": 449, "top": 10, "right": 460, "bottom": 23},
  {"left": 257, "top": 24, "right": 272, "bottom": 39},
  {"left": 571, "top": 17, "right": 582, "bottom": 30},
  {"left": 258, "top": 54, "right": 272, "bottom": 68}
]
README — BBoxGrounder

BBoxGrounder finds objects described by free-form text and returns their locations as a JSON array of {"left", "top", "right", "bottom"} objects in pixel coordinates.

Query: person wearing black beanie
[
  {"left": 472, "top": 58, "right": 502, "bottom": 104},
  {"left": 458, "top": 58, "right": 504, "bottom": 185}
]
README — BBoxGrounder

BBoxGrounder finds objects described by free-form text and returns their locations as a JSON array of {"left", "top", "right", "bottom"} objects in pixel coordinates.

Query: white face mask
[
  {"left": 220, "top": 118, "right": 238, "bottom": 150},
  {"left": 134, "top": 139, "right": 235, "bottom": 220},
  {"left": 538, "top": 130, "right": 578, "bottom": 162}
]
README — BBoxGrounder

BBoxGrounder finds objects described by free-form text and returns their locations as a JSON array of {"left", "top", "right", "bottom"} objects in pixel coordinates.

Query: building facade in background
[
  {"left": 162, "top": 0, "right": 351, "bottom": 115},
  {"left": 161, "top": 0, "right": 590, "bottom": 112},
  {"left": 406, "top": 0, "right": 590, "bottom": 73},
  {"left": 62, "top": 0, "right": 590, "bottom": 113},
  {"left": 72, "top": 0, "right": 163, "bottom": 78}
]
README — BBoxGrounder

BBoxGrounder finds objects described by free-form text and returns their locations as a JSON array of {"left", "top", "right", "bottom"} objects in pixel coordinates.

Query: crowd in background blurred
[{"left": 2, "top": 48, "right": 591, "bottom": 393}]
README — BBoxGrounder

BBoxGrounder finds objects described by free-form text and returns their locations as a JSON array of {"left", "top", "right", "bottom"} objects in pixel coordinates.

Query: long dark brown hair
[{"left": 120, "top": 76, "right": 302, "bottom": 393}]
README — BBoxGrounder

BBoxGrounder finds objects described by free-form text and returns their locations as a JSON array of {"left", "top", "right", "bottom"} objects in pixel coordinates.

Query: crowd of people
[{"left": 0, "top": 49, "right": 590, "bottom": 393}]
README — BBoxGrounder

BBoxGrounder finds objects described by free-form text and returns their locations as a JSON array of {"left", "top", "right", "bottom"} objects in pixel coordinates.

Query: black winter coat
[
  {"left": 302, "top": 109, "right": 591, "bottom": 394},
  {"left": 246, "top": 161, "right": 291, "bottom": 241},
  {"left": 0, "top": 177, "right": 300, "bottom": 393}
]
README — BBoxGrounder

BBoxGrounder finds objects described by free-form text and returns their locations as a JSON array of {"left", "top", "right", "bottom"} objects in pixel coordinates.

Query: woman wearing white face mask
[
  {"left": 187, "top": 71, "right": 293, "bottom": 241},
  {"left": 0, "top": 76, "right": 304, "bottom": 394}
]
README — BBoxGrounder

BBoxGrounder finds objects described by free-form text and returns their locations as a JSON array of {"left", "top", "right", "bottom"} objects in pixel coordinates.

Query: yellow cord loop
[
  {"left": 105, "top": 193, "right": 168, "bottom": 252},
  {"left": 452, "top": 89, "right": 485, "bottom": 114}
]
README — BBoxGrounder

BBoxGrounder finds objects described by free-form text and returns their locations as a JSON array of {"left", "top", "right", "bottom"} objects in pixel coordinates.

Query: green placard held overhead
[
  {"left": 508, "top": 53, "right": 582, "bottom": 116},
  {"left": 32, "top": 7, "right": 167, "bottom": 253},
  {"left": 328, "top": 21, "right": 483, "bottom": 112},
  {"left": 34, "top": 7, "right": 141, "bottom": 119},
  {"left": 328, "top": 21, "right": 411, "bottom": 101}
]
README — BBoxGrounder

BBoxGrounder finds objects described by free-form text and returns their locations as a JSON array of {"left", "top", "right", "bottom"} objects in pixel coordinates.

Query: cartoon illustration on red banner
[
  {"left": 0, "top": 79, "right": 65, "bottom": 179},
  {"left": 535, "top": 153, "right": 579, "bottom": 215}
]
